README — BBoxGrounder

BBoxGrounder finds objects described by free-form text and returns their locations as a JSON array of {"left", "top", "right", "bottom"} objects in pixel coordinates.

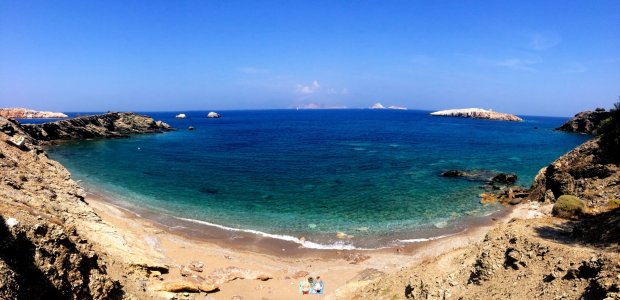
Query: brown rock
[
  {"left": 188, "top": 261, "right": 204, "bottom": 272},
  {"left": 155, "top": 281, "right": 200, "bottom": 293},
  {"left": 180, "top": 266, "right": 193, "bottom": 277}
]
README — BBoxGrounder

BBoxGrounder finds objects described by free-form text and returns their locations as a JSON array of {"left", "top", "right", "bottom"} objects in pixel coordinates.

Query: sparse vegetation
[
  {"left": 597, "top": 100, "right": 620, "bottom": 162},
  {"left": 608, "top": 199, "right": 620, "bottom": 209},
  {"left": 552, "top": 195, "right": 586, "bottom": 219}
]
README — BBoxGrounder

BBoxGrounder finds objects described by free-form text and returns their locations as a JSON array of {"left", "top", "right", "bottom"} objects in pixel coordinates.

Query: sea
[{"left": 21, "top": 109, "right": 589, "bottom": 249}]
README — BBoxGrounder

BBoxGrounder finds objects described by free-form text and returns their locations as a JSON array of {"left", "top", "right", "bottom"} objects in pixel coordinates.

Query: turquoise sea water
[{"left": 37, "top": 110, "right": 588, "bottom": 249}]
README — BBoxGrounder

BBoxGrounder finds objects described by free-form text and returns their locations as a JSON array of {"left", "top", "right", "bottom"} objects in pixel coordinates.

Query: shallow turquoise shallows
[{"left": 39, "top": 110, "right": 588, "bottom": 249}]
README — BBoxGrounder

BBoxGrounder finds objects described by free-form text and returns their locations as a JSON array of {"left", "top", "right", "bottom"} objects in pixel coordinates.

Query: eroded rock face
[
  {"left": 527, "top": 138, "right": 620, "bottom": 207},
  {"left": 21, "top": 112, "right": 172, "bottom": 142},
  {"left": 556, "top": 110, "right": 611, "bottom": 134},
  {"left": 0, "top": 117, "right": 123, "bottom": 299},
  {"left": 0, "top": 107, "right": 68, "bottom": 119},
  {"left": 0, "top": 115, "right": 172, "bottom": 299}
]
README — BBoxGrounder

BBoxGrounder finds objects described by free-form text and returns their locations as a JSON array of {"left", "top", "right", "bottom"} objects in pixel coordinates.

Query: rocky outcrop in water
[
  {"left": 430, "top": 108, "right": 523, "bottom": 121},
  {"left": 21, "top": 112, "right": 172, "bottom": 142},
  {"left": 0, "top": 107, "right": 68, "bottom": 119},
  {"left": 440, "top": 169, "right": 518, "bottom": 190},
  {"left": 556, "top": 110, "right": 611, "bottom": 134},
  {"left": 207, "top": 112, "right": 221, "bottom": 118}
]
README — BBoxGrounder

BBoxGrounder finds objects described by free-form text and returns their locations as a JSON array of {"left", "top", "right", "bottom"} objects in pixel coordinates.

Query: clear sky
[{"left": 1, "top": 1, "right": 619, "bottom": 116}]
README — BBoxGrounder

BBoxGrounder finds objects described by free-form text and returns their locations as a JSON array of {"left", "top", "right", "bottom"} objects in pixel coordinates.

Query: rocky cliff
[
  {"left": 0, "top": 108, "right": 68, "bottom": 119},
  {"left": 0, "top": 118, "right": 122, "bottom": 299},
  {"left": 21, "top": 112, "right": 172, "bottom": 142},
  {"left": 556, "top": 110, "right": 611, "bottom": 134},
  {"left": 430, "top": 108, "right": 523, "bottom": 121},
  {"left": 528, "top": 137, "right": 619, "bottom": 207},
  {"left": 0, "top": 116, "right": 172, "bottom": 299}
]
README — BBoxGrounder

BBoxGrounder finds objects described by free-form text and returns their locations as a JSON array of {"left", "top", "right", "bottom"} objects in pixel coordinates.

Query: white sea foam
[
  {"left": 175, "top": 216, "right": 372, "bottom": 250},
  {"left": 175, "top": 216, "right": 455, "bottom": 250},
  {"left": 398, "top": 233, "right": 454, "bottom": 243}
]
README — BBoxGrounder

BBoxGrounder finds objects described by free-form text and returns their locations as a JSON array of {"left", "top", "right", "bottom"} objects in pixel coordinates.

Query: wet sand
[{"left": 83, "top": 189, "right": 539, "bottom": 299}]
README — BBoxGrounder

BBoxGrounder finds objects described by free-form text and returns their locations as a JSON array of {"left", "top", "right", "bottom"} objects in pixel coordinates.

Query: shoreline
[
  {"left": 80, "top": 181, "right": 512, "bottom": 254},
  {"left": 81, "top": 183, "right": 542, "bottom": 298}
]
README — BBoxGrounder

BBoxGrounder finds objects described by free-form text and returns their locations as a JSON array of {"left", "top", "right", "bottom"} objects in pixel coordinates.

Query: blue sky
[{"left": 1, "top": 1, "right": 619, "bottom": 116}]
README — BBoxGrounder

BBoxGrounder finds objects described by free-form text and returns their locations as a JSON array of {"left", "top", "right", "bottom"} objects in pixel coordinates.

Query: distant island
[
  {"left": 430, "top": 108, "right": 522, "bottom": 121},
  {"left": 369, "top": 103, "right": 408, "bottom": 110},
  {"left": 0, "top": 107, "right": 68, "bottom": 119}
]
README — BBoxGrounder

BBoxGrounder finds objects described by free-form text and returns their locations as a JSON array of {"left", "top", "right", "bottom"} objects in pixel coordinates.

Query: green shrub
[
  {"left": 598, "top": 101, "right": 620, "bottom": 162},
  {"left": 608, "top": 199, "right": 620, "bottom": 209},
  {"left": 552, "top": 195, "right": 586, "bottom": 219}
]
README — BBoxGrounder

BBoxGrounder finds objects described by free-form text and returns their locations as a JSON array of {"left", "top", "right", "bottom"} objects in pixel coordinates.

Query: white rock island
[{"left": 430, "top": 108, "right": 522, "bottom": 122}]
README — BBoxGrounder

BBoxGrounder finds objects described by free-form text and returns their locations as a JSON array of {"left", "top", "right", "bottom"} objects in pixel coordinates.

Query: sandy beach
[{"left": 83, "top": 189, "right": 540, "bottom": 299}]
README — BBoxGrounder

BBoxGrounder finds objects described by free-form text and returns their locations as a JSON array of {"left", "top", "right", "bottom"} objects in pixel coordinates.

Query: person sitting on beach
[
  {"left": 307, "top": 277, "right": 315, "bottom": 294},
  {"left": 299, "top": 277, "right": 311, "bottom": 295},
  {"left": 313, "top": 276, "right": 324, "bottom": 294}
]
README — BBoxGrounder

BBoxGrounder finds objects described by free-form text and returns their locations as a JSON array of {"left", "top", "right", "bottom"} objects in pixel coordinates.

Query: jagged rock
[
  {"left": 441, "top": 169, "right": 518, "bottom": 191},
  {"left": 0, "top": 107, "right": 68, "bottom": 119},
  {"left": 556, "top": 110, "right": 610, "bottom": 134},
  {"left": 21, "top": 112, "right": 172, "bottom": 142},
  {"left": 491, "top": 173, "right": 518, "bottom": 185},
  {"left": 527, "top": 138, "right": 620, "bottom": 207},
  {"left": 440, "top": 170, "right": 469, "bottom": 177},
  {"left": 430, "top": 108, "right": 523, "bottom": 121},
  {"left": 180, "top": 266, "right": 193, "bottom": 276},
  {"left": 188, "top": 261, "right": 204, "bottom": 272}
]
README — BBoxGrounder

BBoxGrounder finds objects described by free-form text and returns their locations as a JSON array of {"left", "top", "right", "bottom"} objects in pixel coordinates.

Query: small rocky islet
[
  {"left": 430, "top": 108, "right": 523, "bottom": 121},
  {"left": 0, "top": 107, "right": 68, "bottom": 119}
]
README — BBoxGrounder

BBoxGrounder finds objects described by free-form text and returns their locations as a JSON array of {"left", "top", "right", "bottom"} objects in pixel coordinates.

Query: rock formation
[
  {"left": 0, "top": 116, "right": 172, "bottom": 298},
  {"left": 440, "top": 169, "right": 518, "bottom": 191},
  {"left": 556, "top": 110, "right": 611, "bottom": 134},
  {"left": 430, "top": 108, "right": 523, "bottom": 121},
  {"left": 0, "top": 107, "right": 68, "bottom": 119},
  {"left": 527, "top": 137, "right": 619, "bottom": 207},
  {"left": 369, "top": 103, "right": 385, "bottom": 109},
  {"left": 21, "top": 112, "right": 172, "bottom": 142},
  {"left": 175, "top": 113, "right": 187, "bottom": 119},
  {"left": 207, "top": 112, "right": 221, "bottom": 118}
]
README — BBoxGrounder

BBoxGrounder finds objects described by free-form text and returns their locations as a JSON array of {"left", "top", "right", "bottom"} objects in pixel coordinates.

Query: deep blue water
[{"left": 34, "top": 110, "right": 588, "bottom": 249}]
